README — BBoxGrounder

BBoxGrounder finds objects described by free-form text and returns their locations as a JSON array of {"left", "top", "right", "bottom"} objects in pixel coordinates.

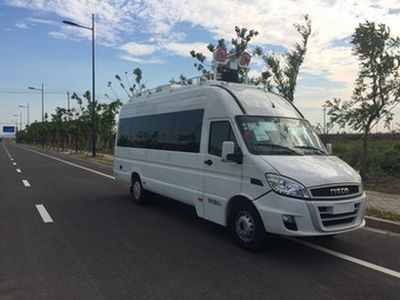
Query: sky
[{"left": 1, "top": 0, "right": 400, "bottom": 132}]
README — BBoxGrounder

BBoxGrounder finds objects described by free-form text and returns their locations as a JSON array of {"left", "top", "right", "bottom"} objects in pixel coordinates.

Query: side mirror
[
  {"left": 326, "top": 143, "right": 332, "bottom": 155},
  {"left": 222, "top": 141, "right": 235, "bottom": 161},
  {"left": 222, "top": 141, "right": 243, "bottom": 164}
]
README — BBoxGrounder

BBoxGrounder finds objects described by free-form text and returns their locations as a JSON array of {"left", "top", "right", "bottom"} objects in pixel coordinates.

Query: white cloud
[
  {"left": 26, "top": 17, "right": 56, "bottom": 25},
  {"left": 5, "top": 0, "right": 400, "bottom": 114},
  {"left": 48, "top": 31, "right": 68, "bottom": 39},
  {"left": 15, "top": 22, "right": 27, "bottom": 28},
  {"left": 164, "top": 42, "right": 209, "bottom": 58},
  {"left": 247, "top": 69, "right": 261, "bottom": 79},
  {"left": 120, "top": 54, "right": 165, "bottom": 64},
  {"left": 120, "top": 42, "right": 157, "bottom": 56}
]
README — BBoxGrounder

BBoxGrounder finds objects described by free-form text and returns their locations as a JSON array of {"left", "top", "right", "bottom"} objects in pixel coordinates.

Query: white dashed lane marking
[
  {"left": 2, "top": 143, "right": 12, "bottom": 158},
  {"left": 35, "top": 204, "right": 54, "bottom": 223},
  {"left": 16, "top": 169, "right": 21, "bottom": 173},
  {"left": 22, "top": 180, "right": 31, "bottom": 187},
  {"left": 12, "top": 162, "right": 16, "bottom": 166}
]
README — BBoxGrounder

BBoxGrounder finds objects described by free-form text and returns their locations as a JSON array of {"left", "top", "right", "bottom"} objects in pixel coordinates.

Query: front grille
[
  {"left": 311, "top": 185, "right": 360, "bottom": 197},
  {"left": 318, "top": 203, "right": 360, "bottom": 227}
]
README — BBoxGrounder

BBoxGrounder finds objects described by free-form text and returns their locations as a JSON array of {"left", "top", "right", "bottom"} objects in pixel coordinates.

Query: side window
[{"left": 208, "top": 121, "right": 238, "bottom": 156}]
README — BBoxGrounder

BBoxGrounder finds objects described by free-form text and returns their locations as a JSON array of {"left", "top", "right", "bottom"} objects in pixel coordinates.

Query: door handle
[{"left": 204, "top": 159, "right": 213, "bottom": 166}]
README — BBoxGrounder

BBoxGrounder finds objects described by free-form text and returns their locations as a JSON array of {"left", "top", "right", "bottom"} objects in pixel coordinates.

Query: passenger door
[{"left": 202, "top": 120, "right": 242, "bottom": 225}]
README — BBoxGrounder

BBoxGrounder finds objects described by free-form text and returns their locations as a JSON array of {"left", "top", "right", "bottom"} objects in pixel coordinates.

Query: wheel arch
[
  {"left": 226, "top": 195, "right": 258, "bottom": 226},
  {"left": 131, "top": 172, "right": 141, "bottom": 184}
]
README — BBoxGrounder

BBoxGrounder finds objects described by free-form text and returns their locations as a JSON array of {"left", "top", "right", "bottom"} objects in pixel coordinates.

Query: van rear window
[{"left": 117, "top": 109, "right": 204, "bottom": 153}]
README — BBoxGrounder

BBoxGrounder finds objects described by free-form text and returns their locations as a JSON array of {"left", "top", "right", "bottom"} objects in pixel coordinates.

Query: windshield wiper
[
  {"left": 294, "top": 146, "right": 326, "bottom": 155},
  {"left": 255, "top": 143, "right": 302, "bottom": 155}
]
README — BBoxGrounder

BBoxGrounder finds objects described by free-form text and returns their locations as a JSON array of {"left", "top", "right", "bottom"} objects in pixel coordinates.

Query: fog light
[{"left": 282, "top": 215, "right": 298, "bottom": 231}]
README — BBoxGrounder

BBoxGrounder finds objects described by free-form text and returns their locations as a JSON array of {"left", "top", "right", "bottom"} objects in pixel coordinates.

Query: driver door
[{"left": 202, "top": 119, "right": 242, "bottom": 225}]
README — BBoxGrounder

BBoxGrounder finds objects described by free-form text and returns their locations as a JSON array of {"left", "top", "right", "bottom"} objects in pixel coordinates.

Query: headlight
[{"left": 266, "top": 173, "right": 310, "bottom": 199}]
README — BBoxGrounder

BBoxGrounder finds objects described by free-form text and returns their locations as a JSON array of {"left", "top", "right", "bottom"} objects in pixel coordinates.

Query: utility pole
[
  {"left": 42, "top": 83, "right": 44, "bottom": 122},
  {"left": 91, "top": 13, "right": 96, "bottom": 157},
  {"left": 28, "top": 84, "right": 45, "bottom": 122},
  {"left": 63, "top": 14, "right": 96, "bottom": 157},
  {"left": 67, "top": 91, "right": 70, "bottom": 121},
  {"left": 19, "top": 103, "right": 30, "bottom": 127},
  {"left": 67, "top": 91, "right": 71, "bottom": 150},
  {"left": 14, "top": 113, "right": 22, "bottom": 131}
]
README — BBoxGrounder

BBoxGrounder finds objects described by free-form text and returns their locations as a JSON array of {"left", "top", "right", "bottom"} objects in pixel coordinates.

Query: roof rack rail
[{"left": 131, "top": 75, "right": 209, "bottom": 100}]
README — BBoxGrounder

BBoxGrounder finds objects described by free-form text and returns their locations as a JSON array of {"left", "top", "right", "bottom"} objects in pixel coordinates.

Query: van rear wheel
[
  {"left": 131, "top": 175, "right": 147, "bottom": 205},
  {"left": 230, "top": 202, "right": 265, "bottom": 251}
]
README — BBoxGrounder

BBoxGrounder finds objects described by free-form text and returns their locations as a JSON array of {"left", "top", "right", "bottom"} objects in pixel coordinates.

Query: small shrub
[{"left": 379, "top": 144, "right": 400, "bottom": 177}]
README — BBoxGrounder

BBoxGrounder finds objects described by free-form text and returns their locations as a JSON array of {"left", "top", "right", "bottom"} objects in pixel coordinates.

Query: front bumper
[{"left": 253, "top": 191, "right": 366, "bottom": 236}]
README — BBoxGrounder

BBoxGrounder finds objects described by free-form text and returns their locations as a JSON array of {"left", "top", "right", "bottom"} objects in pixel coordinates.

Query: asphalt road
[{"left": 1, "top": 141, "right": 399, "bottom": 299}]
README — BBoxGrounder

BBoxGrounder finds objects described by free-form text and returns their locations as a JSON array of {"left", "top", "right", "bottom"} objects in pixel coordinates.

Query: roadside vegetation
[
  {"left": 321, "top": 133, "right": 400, "bottom": 194},
  {"left": 366, "top": 207, "right": 400, "bottom": 222},
  {"left": 324, "top": 21, "right": 400, "bottom": 179},
  {"left": 16, "top": 68, "right": 145, "bottom": 154}
]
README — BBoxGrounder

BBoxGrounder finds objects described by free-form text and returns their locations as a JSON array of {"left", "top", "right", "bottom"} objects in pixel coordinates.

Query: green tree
[
  {"left": 324, "top": 21, "right": 400, "bottom": 177},
  {"left": 255, "top": 15, "right": 311, "bottom": 101},
  {"left": 190, "top": 26, "right": 259, "bottom": 80},
  {"left": 97, "top": 100, "right": 122, "bottom": 152},
  {"left": 106, "top": 67, "right": 145, "bottom": 101}
]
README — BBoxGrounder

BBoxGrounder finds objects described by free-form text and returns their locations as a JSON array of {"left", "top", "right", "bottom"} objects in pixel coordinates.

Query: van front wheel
[
  {"left": 230, "top": 203, "right": 265, "bottom": 251},
  {"left": 131, "top": 175, "right": 147, "bottom": 205}
]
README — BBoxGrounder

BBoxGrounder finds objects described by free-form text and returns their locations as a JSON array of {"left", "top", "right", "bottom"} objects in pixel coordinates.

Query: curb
[{"left": 365, "top": 216, "right": 400, "bottom": 234}]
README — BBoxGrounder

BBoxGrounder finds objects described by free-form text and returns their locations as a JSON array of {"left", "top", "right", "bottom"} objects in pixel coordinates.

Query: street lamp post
[
  {"left": 28, "top": 84, "right": 44, "bottom": 122},
  {"left": 12, "top": 119, "right": 18, "bottom": 133},
  {"left": 19, "top": 103, "right": 30, "bottom": 127},
  {"left": 62, "top": 14, "right": 96, "bottom": 157},
  {"left": 14, "top": 113, "right": 22, "bottom": 131}
]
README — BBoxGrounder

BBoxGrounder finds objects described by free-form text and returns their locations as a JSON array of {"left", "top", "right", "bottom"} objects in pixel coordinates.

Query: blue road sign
[{"left": 3, "top": 126, "right": 15, "bottom": 133}]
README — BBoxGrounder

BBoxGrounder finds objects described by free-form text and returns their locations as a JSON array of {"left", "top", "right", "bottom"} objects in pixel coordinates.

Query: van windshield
[{"left": 236, "top": 116, "right": 326, "bottom": 155}]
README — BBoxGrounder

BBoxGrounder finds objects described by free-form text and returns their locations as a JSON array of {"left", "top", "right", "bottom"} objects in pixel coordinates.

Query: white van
[{"left": 114, "top": 80, "right": 366, "bottom": 250}]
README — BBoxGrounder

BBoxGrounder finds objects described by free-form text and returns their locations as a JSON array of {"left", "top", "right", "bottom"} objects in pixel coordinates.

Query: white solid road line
[
  {"left": 19, "top": 145, "right": 400, "bottom": 280},
  {"left": 287, "top": 237, "right": 400, "bottom": 280},
  {"left": 35, "top": 204, "right": 54, "bottom": 223},
  {"left": 2, "top": 143, "right": 12, "bottom": 158},
  {"left": 363, "top": 226, "right": 400, "bottom": 237},
  {"left": 22, "top": 179, "right": 31, "bottom": 187},
  {"left": 16, "top": 169, "right": 22, "bottom": 173},
  {"left": 22, "top": 147, "right": 114, "bottom": 180}
]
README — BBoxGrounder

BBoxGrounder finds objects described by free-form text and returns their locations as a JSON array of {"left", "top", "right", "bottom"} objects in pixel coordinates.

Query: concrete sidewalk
[{"left": 366, "top": 191, "right": 400, "bottom": 214}]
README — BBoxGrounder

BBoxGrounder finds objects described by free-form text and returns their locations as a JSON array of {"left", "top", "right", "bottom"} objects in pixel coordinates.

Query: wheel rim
[
  {"left": 235, "top": 211, "right": 255, "bottom": 242},
  {"left": 133, "top": 181, "right": 141, "bottom": 200}
]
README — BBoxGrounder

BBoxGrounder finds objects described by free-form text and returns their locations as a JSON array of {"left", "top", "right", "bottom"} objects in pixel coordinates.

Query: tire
[
  {"left": 230, "top": 201, "right": 266, "bottom": 252},
  {"left": 130, "top": 175, "right": 147, "bottom": 205}
]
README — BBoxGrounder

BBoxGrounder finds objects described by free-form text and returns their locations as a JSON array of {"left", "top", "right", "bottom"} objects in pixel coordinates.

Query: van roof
[{"left": 127, "top": 79, "right": 303, "bottom": 119}]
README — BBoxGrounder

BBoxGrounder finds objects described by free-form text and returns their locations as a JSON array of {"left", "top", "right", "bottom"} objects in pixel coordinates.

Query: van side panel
[
  {"left": 114, "top": 86, "right": 246, "bottom": 222},
  {"left": 114, "top": 149, "right": 203, "bottom": 206}
]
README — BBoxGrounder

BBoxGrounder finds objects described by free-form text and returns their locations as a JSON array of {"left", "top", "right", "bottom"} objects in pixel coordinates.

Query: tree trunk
[{"left": 361, "top": 128, "right": 369, "bottom": 179}]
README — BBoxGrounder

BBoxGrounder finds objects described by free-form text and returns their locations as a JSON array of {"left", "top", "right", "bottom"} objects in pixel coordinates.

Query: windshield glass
[{"left": 236, "top": 116, "right": 326, "bottom": 155}]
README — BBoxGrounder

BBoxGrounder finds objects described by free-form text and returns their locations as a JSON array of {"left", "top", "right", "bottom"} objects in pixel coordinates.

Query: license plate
[{"left": 333, "top": 203, "right": 354, "bottom": 214}]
